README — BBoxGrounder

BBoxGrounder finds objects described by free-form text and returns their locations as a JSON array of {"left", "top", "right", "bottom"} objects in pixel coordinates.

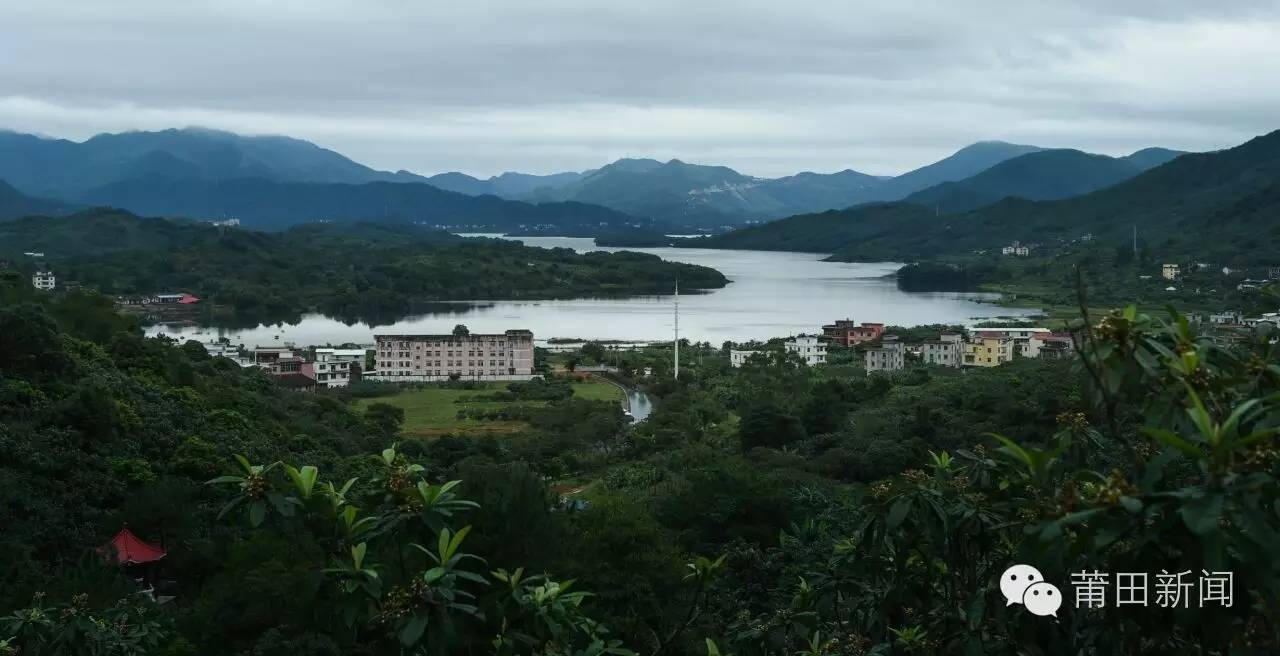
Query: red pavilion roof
[{"left": 100, "top": 526, "right": 166, "bottom": 565}]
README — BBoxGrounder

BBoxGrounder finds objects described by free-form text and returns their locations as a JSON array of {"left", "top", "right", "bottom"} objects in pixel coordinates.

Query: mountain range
[
  {"left": 0, "top": 126, "right": 1187, "bottom": 231},
  {"left": 0, "top": 180, "right": 73, "bottom": 220},
  {"left": 696, "top": 129, "right": 1280, "bottom": 266},
  {"left": 902, "top": 147, "right": 1185, "bottom": 213}
]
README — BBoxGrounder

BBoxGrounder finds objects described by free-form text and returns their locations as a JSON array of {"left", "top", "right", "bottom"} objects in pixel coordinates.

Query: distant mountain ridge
[
  {"left": 695, "top": 129, "right": 1279, "bottom": 266},
  {"left": 510, "top": 142, "right": 1057, "bottom": 226},
  {"left": 74, "top": 176, "right": 645, "bottom": 232},
  {"left": 0, "top": 126, "right": 1190, "bottom": 232},
  {"left": 0, "top": 127, "right": 427, "bottom": 199},
  {"left": 0, "top": 180, "right": 75, "bottom": 220},
  {"left": 425, "top": 170, "right": 587, "bottom": 197},
  {"left": 902, "top": 147, "right": 1185, "bottom": 213}
]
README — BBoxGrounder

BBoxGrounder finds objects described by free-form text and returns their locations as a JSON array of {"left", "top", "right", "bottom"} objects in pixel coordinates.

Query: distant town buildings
[
  {"left": 1162, "top": 264, "right": 1181, "bottom": 281},
  {"left": 31, "top": 266, "right": 55, "bottom": 291},
  {"left": 210, "top": 218, "right": 241, "bottom": 227},
  {"left": 784, "top": 335, "right": 827, "bottom": 366},
  {"left": 864, "top": 335, "right": 905, "bottom": 373},
  {"left": 1002, "top": 241, "right": 1031, "bottom": 256},
  {"left": 372, "top": 329, "right": 535, "bottom": 381},
  {"left": 730, "top": 349, "right": 762, "bottom": 367},
  {"left": 821, "top": 319, "right": 885, "bottom": 347},
  {"left": 921, "top": 333, "right": 963, "bottom": 368},
  {"left": 1210, "top": 310, "right": 1244, "bottom": 325}
]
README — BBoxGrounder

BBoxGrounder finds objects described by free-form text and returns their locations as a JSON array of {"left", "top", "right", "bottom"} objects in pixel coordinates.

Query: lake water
[{"left": 145, "top": 235, "right": 1039, "bottom": 346}]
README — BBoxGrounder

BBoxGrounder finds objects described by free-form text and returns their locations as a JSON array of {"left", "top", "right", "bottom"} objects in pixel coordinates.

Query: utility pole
[
  {"left": 673, "top": 278, "right": 680, "bottom": 381},
  {"left": 1133, "top": 225, "right": 1138, "bottom": 260}
]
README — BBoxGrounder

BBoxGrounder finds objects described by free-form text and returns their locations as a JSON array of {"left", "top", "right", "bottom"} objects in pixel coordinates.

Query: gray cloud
[{"left": 2, "top": 0, "right": 1279, "bottom": 177}]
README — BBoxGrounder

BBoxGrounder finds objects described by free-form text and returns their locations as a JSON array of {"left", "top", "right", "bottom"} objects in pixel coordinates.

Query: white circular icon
[
  {"left": 999, "top": 564, "right": 1045, "bottom": 606},
  {"left": 1023, "top": 581, "right": 1062, "bottom": 617}
]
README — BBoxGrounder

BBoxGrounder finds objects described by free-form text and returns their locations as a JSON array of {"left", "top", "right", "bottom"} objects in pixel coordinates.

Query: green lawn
[
  {"left": 354, "top": 379, "right": 622, "bottom": 437},
  {"left": 571, "top": 379, "right": 625, "bottom": 402}
]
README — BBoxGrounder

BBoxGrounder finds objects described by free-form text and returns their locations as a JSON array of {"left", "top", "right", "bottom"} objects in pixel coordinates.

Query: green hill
[
  {"left": 0, "top": 127, "right": 427, "bottom": 198},
  {"left": 0, "top": 180, "right": 75, "bottom": 220},
  {"left": 861, "top": 140, "right": 1045, "bottom": 201},
  {"left": 1, "top": 209, "right": 728, "bottom": 321},
  {"left": 902, "top": 147, "right": 1184, "bottom": 213},
  {"left": 74, "top": 176, "right": 643, "bottom": 231},
  {"left": 700, "top": 129, "right": 1280, "bottom": 266}
]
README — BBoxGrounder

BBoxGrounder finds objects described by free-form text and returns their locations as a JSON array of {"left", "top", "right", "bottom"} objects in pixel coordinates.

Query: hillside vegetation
[
  {"left": 0, "top": 210, "right": 728, "bottom": 322},
  {"left": 699, "top": 129, "right": 1280, "bottom": 266},
  {"left": 4, "top": 275, "right": 1278, "bottom": 653},
  {"left": 902, "top": 147, "right": 1183, "bottom": 213}
]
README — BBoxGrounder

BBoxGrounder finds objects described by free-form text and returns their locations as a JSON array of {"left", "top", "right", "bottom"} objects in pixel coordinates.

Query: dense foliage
[
  {"left": 3, "top": 267, "right": 1279, "bottom": 654},
  {"left": 0, "top": 211, "right": 728, "bottom": 324}
]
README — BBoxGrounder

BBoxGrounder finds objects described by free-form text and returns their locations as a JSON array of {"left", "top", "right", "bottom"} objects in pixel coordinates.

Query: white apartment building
[
  {"left": 730, "top": 350, "right": 763, "bottom": 367},
  {"left": 371, "top": 329, "right": 535, "bottom": 381},
  {"left": 865, "top": 336, "right": 905, "bottom": 373},
  {"left": 312, "top": 348, "right": 366, "bottom": 388},
  {"left": 920, "top": 333, "right": 963, "bottom": 368},
  {"left": 784, "top": 335, "right": 827, "bottom": 366},
  {"left": 32, "top": 268, "right": 55, "bottom": 291}
]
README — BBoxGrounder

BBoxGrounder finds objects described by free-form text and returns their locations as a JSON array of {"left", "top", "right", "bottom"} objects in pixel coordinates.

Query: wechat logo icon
[{"left": 1000, "top": 564, "right": 1062, "bottom": 618}]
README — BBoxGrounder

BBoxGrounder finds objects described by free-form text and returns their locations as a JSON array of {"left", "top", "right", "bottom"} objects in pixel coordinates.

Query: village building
[
  {"left": 864, "top": 335, "right": 905, "bottom": 373},
  {"left": 151, "top": 293, "right": 201, "bottom": 305},
  {"left": 821, "top": 319, "right": 886, "bottom": 347},
  {"left": 730, "top": 349, "right": 763, "bottom": 367},
  {"left": 31, "top": 266, "right": 55, "bottom": 291},
  {"left": 312, "top": 348, "right": 366, "bottom": 387},
  {"left": 971, "top": 326, "right": 1051, "bottom": 357},
  {"left": 371, "top": 329, "right": 535, "bottom": 381},
  {"left": 1029, "top": 333, "right": 1076, "bottom": 360},
  {"left": 1210, "top": 310, "right": 1244, "bottom": 325},
  {"left": 1001, "top": 241, "right": 1031, "bottom": 256},
  {"left": 784, "top": 335, "right": 827, "bottom": 366},
  {"left": 964, "top": 332, "right": 1015, "bottom": 367},
  {"left": 920, "top": 333, "right": 963, "bottom": 368},
  {"left": 1162, "top": 264, "right": 1181, "bottom": 281}
]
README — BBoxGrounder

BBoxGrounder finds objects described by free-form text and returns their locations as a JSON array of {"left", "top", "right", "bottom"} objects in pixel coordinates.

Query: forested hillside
[
  {"left": 0, "top": 210, "right": 728, "bottom": 323},
  {"left": 0, "top": 180, "right": 73, "bottom": 220},
  {"left": 902, "top": 147, "right": 1183, "bottom": 213},
  {"left": 699, "top": 129, "right": 1280, "bottom": 265},
  {"left": 69, "top": 176, "right": 644, "bottom": 232},
  {"left": 0, "top": 127, "right": 425, "bottom": 197},
  {"left": 4, "top": 275, "right": 1278, "bottom": 653}
]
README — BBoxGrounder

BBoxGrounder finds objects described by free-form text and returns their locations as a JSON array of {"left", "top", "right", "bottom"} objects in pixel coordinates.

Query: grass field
[{"left": 354, "top": 378, "right": 623, "bottom": 437}]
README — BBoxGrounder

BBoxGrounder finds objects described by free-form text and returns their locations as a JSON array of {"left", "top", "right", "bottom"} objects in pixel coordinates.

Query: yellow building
[{"left": 963, "top": 332, "right": 1014, "bottom": 367}]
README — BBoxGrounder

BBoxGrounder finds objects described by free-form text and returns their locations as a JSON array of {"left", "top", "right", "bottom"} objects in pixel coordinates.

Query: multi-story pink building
[
  {"left": 372, "top": 329, "right": 535, "bottom": 381},
  {"left": 821, "top": 319, "right": 885, "bottom": 347}
]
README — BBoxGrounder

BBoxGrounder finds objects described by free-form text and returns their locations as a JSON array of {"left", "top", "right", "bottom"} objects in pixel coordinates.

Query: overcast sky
[{"left": 2, "top": 1, "right": 1279, "bottom": 178}]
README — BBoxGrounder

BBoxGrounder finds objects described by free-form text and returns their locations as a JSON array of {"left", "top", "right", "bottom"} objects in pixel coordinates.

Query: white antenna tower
[{"left": 673, "top": 278, "right": 680, "bottom": 381}]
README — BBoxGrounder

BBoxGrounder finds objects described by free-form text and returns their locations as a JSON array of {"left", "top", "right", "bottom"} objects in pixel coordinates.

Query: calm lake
[{"left": 144, "top": 236, "right": 1040, "bottom": 345}]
